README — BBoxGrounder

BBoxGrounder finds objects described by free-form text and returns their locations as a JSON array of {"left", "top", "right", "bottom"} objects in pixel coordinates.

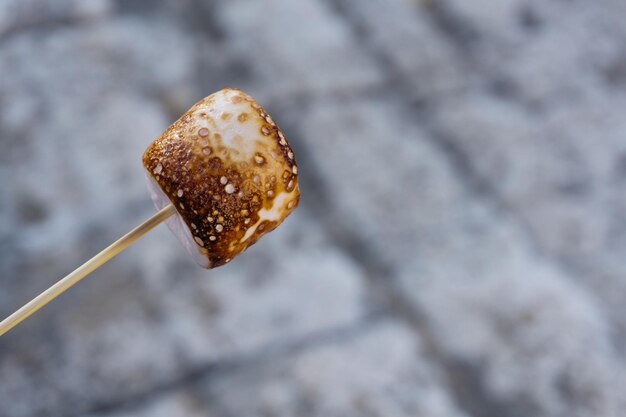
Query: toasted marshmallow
[{"left": 143, "top": 88, "right": 300, "bottom": 268}]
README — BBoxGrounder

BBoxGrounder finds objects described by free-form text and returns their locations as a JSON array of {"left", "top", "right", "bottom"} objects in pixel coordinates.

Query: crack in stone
[
  {"left": 73, "top": 312, "right": 384, "bottom": 417},
  {"left": 0, "top": 18, "right": 79, "bottom": 44},
  {"left": 421, "top": 0, "right": 482, "bottom": 58}
]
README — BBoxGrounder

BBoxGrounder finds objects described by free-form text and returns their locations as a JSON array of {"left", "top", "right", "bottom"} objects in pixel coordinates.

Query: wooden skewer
[{"left": 0, "top": 203, "right": 177, "bottom": 336}]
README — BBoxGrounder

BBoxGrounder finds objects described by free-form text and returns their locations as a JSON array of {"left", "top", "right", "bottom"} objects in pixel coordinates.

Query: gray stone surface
[
  {"left": 88, "top": 321, "right": 468, "bottom": 417},
  {"left": 217, "top": 0, "right": 384, "bottom": 99},
  {"left": 2, "top": 1, "right": 626, "bottom": 416}
]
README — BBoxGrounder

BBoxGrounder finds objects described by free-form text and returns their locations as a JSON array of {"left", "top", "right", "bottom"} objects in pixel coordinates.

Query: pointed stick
[{"left": 0, "top": 203, "right": 177, "bottom": 336}]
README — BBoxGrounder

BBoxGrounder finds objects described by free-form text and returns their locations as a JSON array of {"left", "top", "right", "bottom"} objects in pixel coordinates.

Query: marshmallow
[{"left": 143, "top": 88, "right": 300, "bottom": 268}]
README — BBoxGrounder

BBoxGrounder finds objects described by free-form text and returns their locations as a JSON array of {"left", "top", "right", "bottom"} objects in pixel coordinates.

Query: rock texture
[{"left": 1, "top": 1, "right": 626, "bottom": 416}]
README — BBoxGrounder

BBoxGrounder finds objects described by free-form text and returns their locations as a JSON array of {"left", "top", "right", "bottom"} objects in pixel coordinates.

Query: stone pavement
[{"left": 1, "top": 1, "right": 626, "bottom": 416}]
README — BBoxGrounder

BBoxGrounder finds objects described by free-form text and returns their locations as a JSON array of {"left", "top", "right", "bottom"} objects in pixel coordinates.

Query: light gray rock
[
  {"left": 428, "top": 76, "right": 626, "bottom": 352},
  {"left": 430, "top": 0, "right": 626, "bottom": 104},
  {"left": 289, "top": 94, "right": 510, "bottom": 272},
  {"left": 0, "top": 0, "right": 112, "bottom": 39},
  {"left": 291, "top": 93, "right": 626, "bottom": 416},
  {"left": 215, "top": 0, "right": 384, "bottom": 99},
  {"left": 413, "top": 252, "right": 626, "bottom": 417},
  {"left": 88, "top": 321, "right": 468, "bottom": 417},
  {"left": 330, "top": 0, "right": 468, "bottom": 99}
]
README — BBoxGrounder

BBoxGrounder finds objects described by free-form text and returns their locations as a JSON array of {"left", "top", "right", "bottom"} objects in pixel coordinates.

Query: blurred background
[{"left": 2, "top": 0, "right": 626, "bottom": 416}]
